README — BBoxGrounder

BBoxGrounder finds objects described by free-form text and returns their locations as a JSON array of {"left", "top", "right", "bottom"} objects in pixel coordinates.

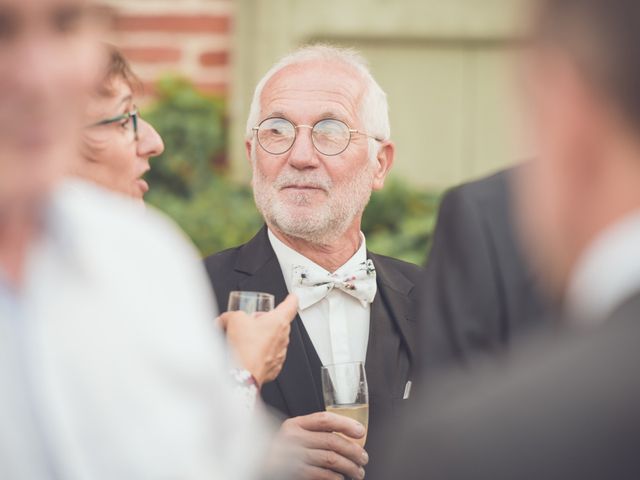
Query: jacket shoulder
[
  {"left": 369, "top": 252, "right": 424, "bottom": 281},
  {"left": 443, "top": 168, "right": 511, "bottom": 208},
  {"left": 203, "top": 244, "right": 243, "bottom": 274}
]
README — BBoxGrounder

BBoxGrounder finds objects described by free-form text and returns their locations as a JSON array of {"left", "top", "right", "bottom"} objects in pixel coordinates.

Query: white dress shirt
[
  {"left": 566, "top": 209, "right": 640, "bottom": 327},
  {"left": 268, "top": 229, "right": 372, "bottom": 366},
  {"left": 0, "top": 181, "right": 271, "bottom": 480}
]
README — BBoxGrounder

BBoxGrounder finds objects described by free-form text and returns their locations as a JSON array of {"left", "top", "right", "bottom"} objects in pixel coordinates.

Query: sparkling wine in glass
[
  {"left": 321, "top": 361, "right": 369, "bottom": 447},
  {"left": 227, "top": 291, "right": 274, "bottom": 314}
]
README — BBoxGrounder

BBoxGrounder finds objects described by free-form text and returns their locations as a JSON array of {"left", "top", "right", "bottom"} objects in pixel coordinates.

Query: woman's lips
[{"left": 136, "top": 178, "right": 149, "bottom": 194}]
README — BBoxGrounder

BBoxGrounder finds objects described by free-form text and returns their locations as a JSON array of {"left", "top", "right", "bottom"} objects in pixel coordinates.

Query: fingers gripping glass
[
  {"left": 86, "top": 107, "right": 139, "bottom": 141},
  {"left": 253, "top": 117, "right": 384, "bottom": 156}
]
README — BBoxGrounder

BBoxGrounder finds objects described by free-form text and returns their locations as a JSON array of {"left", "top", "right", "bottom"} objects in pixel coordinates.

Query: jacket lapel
[
  {"left": 365, "top": 253, "right": 417, "bottom": 400},
  {"left": 369, "top": 253, "right": 417, "bottom": 363},
  {"left": 230, "top": 231, "right": 416, "bottom": 418},
  {"left": 235, "top": 227, "right": 324, "bottom": 417}
]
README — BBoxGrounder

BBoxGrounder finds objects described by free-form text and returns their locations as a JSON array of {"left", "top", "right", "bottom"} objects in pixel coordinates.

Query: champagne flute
[
  {"left": 321, "top": 361, "right": 369, "bottom": 447},
  {"left": 227, "top": 291, "right": 274, "bottom": 314}
]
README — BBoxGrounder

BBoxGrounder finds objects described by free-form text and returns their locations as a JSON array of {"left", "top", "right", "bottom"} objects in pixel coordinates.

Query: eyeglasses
[
  {"left": 252, "top": 117, "right": 384, "bottom": 156},
  {"left": 86, "top": 106, "right": 139, "bottom": 141}
]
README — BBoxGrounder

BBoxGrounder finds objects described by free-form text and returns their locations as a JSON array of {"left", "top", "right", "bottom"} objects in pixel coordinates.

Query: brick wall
[{"left": 103, "top": 0, "right": 233, "bottom": 98}]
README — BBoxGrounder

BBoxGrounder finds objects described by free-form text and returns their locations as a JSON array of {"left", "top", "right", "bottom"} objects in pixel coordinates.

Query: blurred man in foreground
[
  {"left": 0, "top": 0, "right": 297, "bottom": 478},
  {"left": 382, "top": 0, "right": 640, "bottom": 478}
]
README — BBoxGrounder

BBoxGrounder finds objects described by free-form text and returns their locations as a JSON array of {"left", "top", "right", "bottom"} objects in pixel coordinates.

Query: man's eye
[
  {"left": 266, "top": 127, "right": 288, "bottom": 137},
  {"left": 52, "top": 6, "right": 84, "bottom": 33},
  {"left": 0, "top": 13, "right": 19, "bottom": 40}
]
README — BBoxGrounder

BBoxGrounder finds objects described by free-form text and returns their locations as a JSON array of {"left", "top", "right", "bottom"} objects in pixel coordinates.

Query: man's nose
[{"left": 287, "top": 126, "right": 320, "bottom": 170}]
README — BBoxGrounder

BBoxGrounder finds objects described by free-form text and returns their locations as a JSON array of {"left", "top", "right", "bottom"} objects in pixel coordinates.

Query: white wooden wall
[{"left": 231, "top": 0, "right": 530, "bottom": 190}]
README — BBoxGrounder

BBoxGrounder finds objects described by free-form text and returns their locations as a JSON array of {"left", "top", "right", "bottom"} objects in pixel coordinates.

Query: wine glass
[
  {"left": 321, "top": 361, "right": 369, "bottom": 447},
  {"left": 227, "top": 291, "right": 274, "bottom": 314}
]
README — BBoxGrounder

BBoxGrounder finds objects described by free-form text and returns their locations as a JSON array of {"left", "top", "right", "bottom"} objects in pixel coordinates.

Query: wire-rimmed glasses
[
  {"left": 86, "top": 106, "right": 139, "bottom": 141},
  {"left": 252, "top": 117, "right": 383, "bottom": 156}
]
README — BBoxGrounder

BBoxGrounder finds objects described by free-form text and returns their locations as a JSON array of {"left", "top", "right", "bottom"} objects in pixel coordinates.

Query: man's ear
[
  {"left": 372, "top": 141, "right": 395, "bottom": 191},
  {"left": 245, "top": 139, "right": 253, "bottom": 166}
]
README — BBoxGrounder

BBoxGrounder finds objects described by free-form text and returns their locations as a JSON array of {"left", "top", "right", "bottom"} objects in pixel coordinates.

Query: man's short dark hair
[{"left": 532, "top": 0, "right": 640, "bottom": 128}]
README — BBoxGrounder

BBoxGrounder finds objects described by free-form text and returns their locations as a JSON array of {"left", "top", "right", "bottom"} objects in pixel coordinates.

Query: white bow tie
[{"left": 292, "top": 259, "right": 377, "bottom": 310}]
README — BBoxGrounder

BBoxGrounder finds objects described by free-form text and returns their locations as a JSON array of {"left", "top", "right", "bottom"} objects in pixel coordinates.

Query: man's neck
[
  {"left": 269, "top": 225, "right": 363, "bottom": 273},
  {"left": 0, "top": 209, "right": 40, "bottom": 288}
]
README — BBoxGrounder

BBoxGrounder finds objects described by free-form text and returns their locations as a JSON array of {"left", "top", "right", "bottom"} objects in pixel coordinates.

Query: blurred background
[{"left": 104, "top": 0, "right": 527, "bottom": 265}]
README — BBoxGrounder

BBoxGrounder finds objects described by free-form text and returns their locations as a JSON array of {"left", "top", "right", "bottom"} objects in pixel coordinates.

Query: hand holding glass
[{"left": 321, "top": 361, "right": 369, "bottom": 447}]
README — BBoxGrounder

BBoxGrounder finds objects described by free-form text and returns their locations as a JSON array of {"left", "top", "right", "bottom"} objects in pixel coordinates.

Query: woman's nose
[{"left": 136, "top": 118, "right": 165, "bottom": 158}]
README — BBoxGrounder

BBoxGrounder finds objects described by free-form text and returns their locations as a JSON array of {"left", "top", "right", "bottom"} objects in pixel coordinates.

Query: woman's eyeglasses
[{"left": 86, "top": 106, "right": 139, "bottom": 141}]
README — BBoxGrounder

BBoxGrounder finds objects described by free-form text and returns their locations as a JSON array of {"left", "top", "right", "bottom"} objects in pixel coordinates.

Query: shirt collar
[
  {"left": 0, "top": 182, "right": 76, "bottom": 305},
  {"left": 267, "top": 228, "right": 368, "bottom": 293},
  {"left": 566, "top": 208, "right": 640, "bottom": 327}
]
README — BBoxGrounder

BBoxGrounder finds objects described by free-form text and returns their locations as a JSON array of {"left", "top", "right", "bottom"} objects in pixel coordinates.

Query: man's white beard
[{"left": 252, "top": 164, "right": 375, "bottom": 246}]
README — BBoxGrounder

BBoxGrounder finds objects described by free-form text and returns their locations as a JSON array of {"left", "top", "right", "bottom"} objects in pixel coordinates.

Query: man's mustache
[{"left": 272, "top": 172, "right": 332, "bottom": 192}]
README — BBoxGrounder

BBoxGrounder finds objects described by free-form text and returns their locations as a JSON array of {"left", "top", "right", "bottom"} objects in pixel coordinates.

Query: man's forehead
[
  {"left": 0, "top": 0, "right": 86, "bottom": 12},
  {"left": 260, "top": 60, "right": 365, "bottom": 120}
]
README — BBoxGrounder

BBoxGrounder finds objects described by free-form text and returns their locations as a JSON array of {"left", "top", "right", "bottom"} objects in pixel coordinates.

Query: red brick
[
  {"left": 114, "top": 15, "right": 231, "bottom": 33},
  {"left": 121, "top": 47, "right": 182, "bottom": 64},
  {"left": 140, "top": 81, "right": 228, "bottom": 98},
  {"left": 194, "top": 82, "right": 228, "bottom": 95},
  {"left": 199, "top": 51, "right": 229, "bottom": 67}
]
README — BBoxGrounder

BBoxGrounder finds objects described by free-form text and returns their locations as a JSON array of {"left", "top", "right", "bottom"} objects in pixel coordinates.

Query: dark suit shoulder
[
  {"left": 203, "top": 226, "right": 271, "bottom": 279},
  {"left": 203, "top": 243, "right": 244, "bottom": 273},
  {"left": 368, "top": 251, "right": 423, "bottom": 298},
  {"left": 441, "top": 168, "right": 511, "bottom": 215},
  {"left": 202, "top": 227, "right": 285, "bottom": 313},
  {"left": 369, "top": 251, "right": 423, "bottom": 278},
  {"left": 202, "top": 244, "right": 247, "bottom": 310}
]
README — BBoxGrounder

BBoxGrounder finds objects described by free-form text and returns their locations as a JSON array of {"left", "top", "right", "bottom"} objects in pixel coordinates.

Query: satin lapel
[
  {"left": 365, "top": 254, "right": 417, "bottom": 401},
  {"left": 236, "top": 227, "right": 324, "bottom": 417},
  {"left": 368, "top": 253, "right": 417, "bottom": 365}
]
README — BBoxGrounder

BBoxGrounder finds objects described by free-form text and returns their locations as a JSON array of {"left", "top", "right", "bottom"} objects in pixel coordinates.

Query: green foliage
[
  {"left": 362, "top": 180, "right": 440, "bottom": 265},
  {"left": 143, "top": 76, "right": 440, "bottom": 265},
  {"left": 147, "top": 180, "right": 264, "bottom": 258},
  {"left": 143, "top": 76, "right": 227, "bottom": 197}
]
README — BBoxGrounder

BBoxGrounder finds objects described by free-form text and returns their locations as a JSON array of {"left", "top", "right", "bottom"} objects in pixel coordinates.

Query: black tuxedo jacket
[
  {"left": 419, "top": 167, "right": 553, "bottom": 373},
  {"left": 203, "top": 226, "right": 422, "bottom": 477},
  {"left": 384, "top": 291, "right": 640, "bottom": 480}
]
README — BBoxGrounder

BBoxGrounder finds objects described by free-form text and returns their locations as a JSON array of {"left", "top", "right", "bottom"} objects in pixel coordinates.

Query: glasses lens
[
  {"left": 312, "top": 119, "right": 351, "bottom": 155},
  {"left": 257, "top": 118, "right": 295, "bottom": 154},
  {"left": 131, "top": 108, "right": 139, "bottom": 141}
]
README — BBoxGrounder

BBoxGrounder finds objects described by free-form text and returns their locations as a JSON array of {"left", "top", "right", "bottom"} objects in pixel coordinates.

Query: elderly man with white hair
[{"left": 204, "top": 45, "right": 422, "bottom": 480}]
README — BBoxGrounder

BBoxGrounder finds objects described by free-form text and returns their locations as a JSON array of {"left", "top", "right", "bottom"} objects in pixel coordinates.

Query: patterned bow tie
[{"left": 292, "top": 259, "right": 377, "bottom": 310}]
